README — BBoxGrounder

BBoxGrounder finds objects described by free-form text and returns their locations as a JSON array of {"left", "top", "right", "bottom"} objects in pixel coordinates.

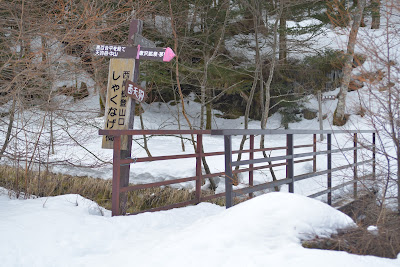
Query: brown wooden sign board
[
  {"left": 125, "top": 80, "right": 147, "bottom": 103},
  {"left": 94, "top": 45, "right": 137, "bottom": 59},
  {"left": 101, "top": 58, "right": 135, "bottom": 149},
  {"left": 137, "top": 46, "right": 175, "bottom": 62},
  {"left": 94, "top": 45, "right": 175, "bottom": 62}
]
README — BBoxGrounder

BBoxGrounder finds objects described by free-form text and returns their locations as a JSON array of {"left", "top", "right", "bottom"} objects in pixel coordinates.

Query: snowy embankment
[{"left": 1, "top": 189, "right": 399, "bottom": 267}]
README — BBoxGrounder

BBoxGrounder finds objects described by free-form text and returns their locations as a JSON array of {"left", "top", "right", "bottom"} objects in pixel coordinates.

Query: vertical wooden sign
[{"left": 102, "top": 58, "right": 135, "bottom": 149}]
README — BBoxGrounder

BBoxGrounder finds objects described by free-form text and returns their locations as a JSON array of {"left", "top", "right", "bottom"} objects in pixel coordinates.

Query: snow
[
  {"left": 367, "top": 225, "right": 379, "bottom": 236},
  {"left": 1, "top": 3, "right": 400, "bottom": 266},
  {"left": 1, "top": 190, "right": 399, "bottom": 267}
]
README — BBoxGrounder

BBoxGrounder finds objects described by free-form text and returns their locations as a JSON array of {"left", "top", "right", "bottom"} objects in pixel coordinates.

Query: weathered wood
[{"left": 102, "top": 58, "right": 136, "bottom": 149}]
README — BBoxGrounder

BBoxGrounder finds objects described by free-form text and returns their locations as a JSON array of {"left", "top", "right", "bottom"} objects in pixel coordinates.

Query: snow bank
[{"left": 1, "top": 190, "right": 398, "bottom": 267}]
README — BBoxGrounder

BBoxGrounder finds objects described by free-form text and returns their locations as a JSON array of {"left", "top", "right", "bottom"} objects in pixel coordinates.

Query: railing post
[
  {"left": 353, "top": 133, "right": 358, "bottom": 199},
  {"left": 224, "top": 135, "right": 233, "bottom": 208},
  {"left": 372, "top": 132, "right": 376, "bottom": 180},
  {"left": 313, "top": 134, "right": 317, "bottom": 172},
  {"left": 249, "top": 135, "right": 254, "bottom": 198},
  {"left": 120, "top": 135, "right": 132, "bottom": 215},
  {"left": 112, "top": 135, "right": 121, "bottom": 216},
  {"left": 195, "top": 134, "right": 202, "bottom": 203},
  {"left": 327, "top": 133, "right": 332, "bottom": 205},
  {"left": 286, "top": 134, "right": 294, "bottom": 193}
]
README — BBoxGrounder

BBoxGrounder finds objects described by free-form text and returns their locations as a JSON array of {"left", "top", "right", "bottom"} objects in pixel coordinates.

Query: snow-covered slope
[{"left": 1, "top": 190, "right": 398, "bottom": 267}]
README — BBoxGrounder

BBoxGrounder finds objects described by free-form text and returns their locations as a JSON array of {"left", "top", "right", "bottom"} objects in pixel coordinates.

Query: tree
[
  {"left": 279, "top": 0, "right": 288, "bottom": 64},
  {"left": 333, "top": 0, "right": 366, "bottom": 126},
  {"left": 0, "top": 0, "right": 154, "bottom": 196},
  {"left": 354, "top": 0, "right": 400, "bottom": 213},
  {"left": 370, "top": 0, "right": 381, "bottom": 29}
]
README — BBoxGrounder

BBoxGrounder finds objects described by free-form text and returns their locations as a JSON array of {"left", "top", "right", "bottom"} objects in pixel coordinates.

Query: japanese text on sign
[
  {"left": 106, "top": 70, "right": 129, "bottom": 129},
  {"left": 95, "top": 45, "right": 126, "bottom": 57},
  {"left": 138, "top": 50, "right": 165, "bottom": 58},
  {"left": 102, "top": 59, "right": 135, "bottom": 149},
  {"left": 126, "top": 81, "right": 146, "bottom": 103}
]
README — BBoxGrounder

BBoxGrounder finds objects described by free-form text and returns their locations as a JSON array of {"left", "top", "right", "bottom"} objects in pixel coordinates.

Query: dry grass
[
  {"left": 0, "top": 164, "right": 225, "bottom": 214},
  {"left": 303, "top": 193, "right": 400, "bottom": 259}
]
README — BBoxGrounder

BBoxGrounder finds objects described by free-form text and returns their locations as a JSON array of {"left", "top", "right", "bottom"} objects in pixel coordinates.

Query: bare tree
[
  {"left": 0, "top": 0, "right": 154, "bottom": 196},
  {"left": 370, "top": 0, "right": 381, "bottom": 29},
  {"left": 354, "top": 0, "right": 400, "bottom": 213},
  {"left": 333, "top": 0, "right": 366, "bottom": 126}
]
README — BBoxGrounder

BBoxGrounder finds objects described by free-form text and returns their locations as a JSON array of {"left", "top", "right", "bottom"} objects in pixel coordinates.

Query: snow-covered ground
[
  {"left": 1, "top": 3, "right": 399, "bottom": 266},
  {"left": 1, "top": 189, "right": 399, "bottom": 267}
]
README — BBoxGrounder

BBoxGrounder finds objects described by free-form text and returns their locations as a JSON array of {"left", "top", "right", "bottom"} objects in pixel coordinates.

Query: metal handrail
[{"left": 99, "top": 129, "right": 376, "bottom": 215}]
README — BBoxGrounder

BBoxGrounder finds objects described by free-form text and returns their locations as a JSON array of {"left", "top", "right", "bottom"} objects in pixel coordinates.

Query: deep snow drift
[{"left": 1, "top": 189, "right": 399, "bottom": 267}]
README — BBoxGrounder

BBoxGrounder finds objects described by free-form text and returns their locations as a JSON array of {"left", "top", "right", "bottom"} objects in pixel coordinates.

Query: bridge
[{"left": 99, "top": 129, "right": 376, "bottom": 216}]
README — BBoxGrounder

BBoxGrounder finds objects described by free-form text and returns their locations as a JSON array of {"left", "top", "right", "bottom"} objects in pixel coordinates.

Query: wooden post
[
  {"left": 112, "top": 135, "right": 121, "bottom": 216},
  {"left": 119, "top": 21, "right": 143, "bottom": 214}
]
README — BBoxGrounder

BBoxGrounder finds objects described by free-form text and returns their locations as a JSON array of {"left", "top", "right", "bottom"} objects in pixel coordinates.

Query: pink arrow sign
[
  {"left": 136, "top": 46, "right": 176, "bottom": 62},
  {"left": 163, "top": 47, "right": 176, "bottom": 62}
]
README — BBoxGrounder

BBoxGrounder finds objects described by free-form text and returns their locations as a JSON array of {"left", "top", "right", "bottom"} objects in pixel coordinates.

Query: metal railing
[
  {"left": 212, "top": 129, "right": 376, "bottom": 208},
  {"left": 99, "top": 129, "right": 376, "bottom": 216}
]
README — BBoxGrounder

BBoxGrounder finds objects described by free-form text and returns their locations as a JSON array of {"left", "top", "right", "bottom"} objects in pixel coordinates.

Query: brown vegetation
[
  {"left": 0, "top": 164, "right": 225, "bottom": 213},
  {"left": 303, "top": 193, "right": 400, "bottom": 259}
]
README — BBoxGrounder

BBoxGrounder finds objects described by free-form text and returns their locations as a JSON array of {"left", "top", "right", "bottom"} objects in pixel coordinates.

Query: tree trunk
[
  {"left": 235, "top": 68, "right": 259, "bottom": 170},
  {"left": 206, "top": 101, "right": 212, "bottom": 130},
  {"left": 172, "top": 81, "right": 185, "bottom": 152},
  {"left": 260, "top": 4, "right": 280, "bottom": 190},
  {"left": 0, "top": 97, "right": 16, "bottom": 160},
  {"left": 278, "top": 0, "right": 287, "bottom": 64},
  {"left": 371, "top": 0, "right": 380, "bottom": 29},
  {"left": 168, "top": 0, "right": 217, "bottom": 190},
  {"left": 398, "top": 148, "right": 400, "bottom": 213},
  {"left": 333, "top": 0, "right": 366, "bottom": 126},
  {"left": 139, "top": 104, "right": 152, "bottom": 157}
]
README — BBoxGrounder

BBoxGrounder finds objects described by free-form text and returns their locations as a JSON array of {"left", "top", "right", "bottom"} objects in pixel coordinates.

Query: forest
[
  {"left": 0, "top": 0, "right": 398, "bottom": 205},
  {"left": 1, "top": 1, "right": 400, "bottom": 260}
]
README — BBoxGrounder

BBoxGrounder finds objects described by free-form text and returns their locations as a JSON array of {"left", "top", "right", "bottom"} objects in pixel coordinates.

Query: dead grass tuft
[
  {"left": 0, "top": 164, "right": 225, "bottom": 213},
  {"left": 303, "top": 193, "right": 400, "bottom": 259}
]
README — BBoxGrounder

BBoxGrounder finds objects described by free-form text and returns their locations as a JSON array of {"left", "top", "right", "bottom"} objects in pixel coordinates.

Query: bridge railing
[
  {"left": 99, "top": 129, "right": 376, "bottom": 216},
  {"left": 211, "top": 129, "right": 376, "bottom": 208}
]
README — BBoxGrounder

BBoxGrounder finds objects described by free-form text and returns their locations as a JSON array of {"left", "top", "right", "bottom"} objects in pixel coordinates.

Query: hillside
[{"left": 0, "top": 1, "right": 399, "bottom": 265}]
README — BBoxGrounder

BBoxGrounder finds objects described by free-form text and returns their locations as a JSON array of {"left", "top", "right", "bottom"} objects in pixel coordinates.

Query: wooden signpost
[
  {"left": 94, "top": 18, "right": 175, "bottom": 215},
  {"left": 95, "top": 19, "right": 175, "bottom": 149},
  {"left": 101, "top": 58, "right": 135, "bottom": 149}
]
